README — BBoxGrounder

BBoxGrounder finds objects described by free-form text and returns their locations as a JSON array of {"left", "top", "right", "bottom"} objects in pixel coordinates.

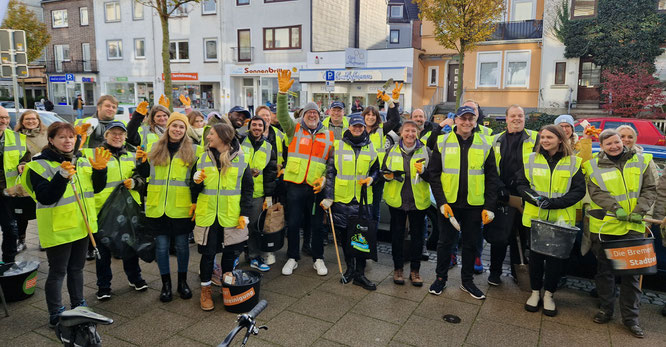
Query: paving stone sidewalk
[{"left": 2, "top": 222, "right": 666, "bottom": 346}]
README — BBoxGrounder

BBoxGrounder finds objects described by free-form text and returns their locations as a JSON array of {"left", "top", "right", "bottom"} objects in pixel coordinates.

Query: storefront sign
[
  {"left": 345, "top": 48, "right": 367, "bottom": 68},
  {"left": 49, "top": 75, "right": 67, "bottom": 82},
  {"left": 161, "top": 72, "right": 198, "bottom": 81},
  {"left": 299, "top": 67, "right": 411, "bottom": 83},
  {"left": 335, "top": 70, "right": 380, "bottom": 82},
  {"left": 114, "top": 77, "right": 128, "bottom": 82},
  {"left": 82, "top": 77, "right": 94, "bottom": 82},
  {"left": 229, "top": 65, "right": 300, "bottom": 75}
]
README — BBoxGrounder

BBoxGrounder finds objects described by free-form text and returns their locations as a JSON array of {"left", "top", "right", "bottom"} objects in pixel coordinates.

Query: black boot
[
  {"left": 353, "top": 273, "right": 377, "bottom": 291},
  {"left": 341, "top": 257, "right": 355, "bottom": 284},
  {"left": 160, "top": 274, "right": 172, "bottom": 302},
  {"left": 177, "top": 272, "right": 192, "bottom": 299}
]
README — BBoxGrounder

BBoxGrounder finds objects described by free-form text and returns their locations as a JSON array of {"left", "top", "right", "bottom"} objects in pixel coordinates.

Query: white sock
[{"left": 201, "top": 281, "right": 211, "bottom": 287}]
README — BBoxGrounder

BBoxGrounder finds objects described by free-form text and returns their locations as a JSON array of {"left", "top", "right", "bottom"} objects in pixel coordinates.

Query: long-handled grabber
[
  {"left": 70, "top": 180, "right": 100, "bottom": 259},
  {"left": 327, "top": 208, "right": 347, "bottom": 283}
]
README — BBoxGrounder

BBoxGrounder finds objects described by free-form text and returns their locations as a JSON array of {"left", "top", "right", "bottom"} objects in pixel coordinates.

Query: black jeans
[
  {"left": 528, "top": 242, "right": 565, "bottom": 292},
  {"left": 436, "top": 207, "right": 483, "bottom": 283},
  {"left": 489, "top": 207, "right": 528, "bottom": 276},
  {"left": 286, "top": 182, "right": 324, "bottom": 261},
  {"left": 45, "top": 236, "right": 88, "bottom": 314},
  {"left": 0, "top": 194, "right": 18, "bottom": 262},
  {"left": 199, "top": 223, "right": 242, "bottom": 283},
  {"left": 389, "top": 207, "right": 426, "bottom": 271},
  {"left": 94, "top": 236, "right": 143, "bottom": 289}
]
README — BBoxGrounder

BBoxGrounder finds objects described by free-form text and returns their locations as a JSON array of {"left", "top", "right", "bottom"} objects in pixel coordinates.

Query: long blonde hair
[
  {"left": 148, "top": 120, "right": 196, "bottom": 167},
  {"left": 209, "top": 123, "right": 235, "bottom": 174},
  {"left": 14, "top": 110, "right": 45, "bottom": 133}
]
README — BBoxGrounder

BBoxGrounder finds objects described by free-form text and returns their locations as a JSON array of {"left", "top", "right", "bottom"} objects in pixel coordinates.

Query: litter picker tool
[
  {"left": 515, "top": 231, "right": 530, "bottom": 292},
  {"left": 327, "top": 208, "right": 347, "bottom": 283},
  {"left": 70, "top": 179, "right": 100, "bottom": 259}
]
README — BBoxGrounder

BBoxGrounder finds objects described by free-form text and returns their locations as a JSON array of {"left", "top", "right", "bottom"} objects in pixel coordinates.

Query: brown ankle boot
[
  {"left": 393, "top": 269, "right": 405, "bottom": 285},
  {"left": 200, "top": 285, "right": 214, "bottom": 311},
  {"left": 410, "top": 270, "right": 423, "bottom": 287}
]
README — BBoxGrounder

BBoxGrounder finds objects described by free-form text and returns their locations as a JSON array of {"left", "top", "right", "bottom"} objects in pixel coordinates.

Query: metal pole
[{"left": 9, "top": 31, "right": 21, "bottom": 110}]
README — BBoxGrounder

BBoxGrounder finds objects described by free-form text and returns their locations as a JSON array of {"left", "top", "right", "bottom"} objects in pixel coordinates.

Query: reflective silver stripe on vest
[
  {"left": 199, "top": 150, "right": 246, "bottom": 197},
  {"left": 588, "top": 154, "right": 646, "bottom": 204},
  {"left": 242, "top": 138, "right": 272, "bottom": 169},
  {"left": 148, "top": 155, "right": 191, "bottom": 186},
  {"left": 105, "top": 180, "right": 122, "bottom": 189},
  {"left": 335, "top": 142, "right": 377, "bottom": 181},
  {"left": 290, "top": 125, "right": 333, "bottom": 161},
  {"left": 4, "top": 132, "right": 26, "bottom": 157},
  {"left": 36, "top": 191, "right": 95, "bottom": 210},
  {"left": 439, "top": 133, "right": 489, "bottom": 175}
]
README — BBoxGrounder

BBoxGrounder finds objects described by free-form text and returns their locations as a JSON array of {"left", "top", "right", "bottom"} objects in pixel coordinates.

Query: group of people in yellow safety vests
[{"left": 1, "top": 70, "right": 664, "bottom": 339}]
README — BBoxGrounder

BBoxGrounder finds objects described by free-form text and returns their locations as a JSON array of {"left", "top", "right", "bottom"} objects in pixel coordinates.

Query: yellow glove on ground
[
  {"left": 89, "top": 147, "right": 112, "bottom": 170},
  {"left": 277, "top": 70, "right": 294, "bottom": 93}
]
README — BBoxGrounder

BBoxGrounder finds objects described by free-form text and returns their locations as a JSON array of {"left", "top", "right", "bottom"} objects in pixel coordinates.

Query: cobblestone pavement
[{"left": 2, "top": 222, "right": 666, "bottom": 346}]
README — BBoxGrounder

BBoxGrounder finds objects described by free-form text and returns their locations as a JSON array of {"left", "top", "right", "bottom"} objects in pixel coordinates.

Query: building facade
[
  {"left": 387, "top": 0, "right": 421, "bottom": 49},
  {"left": 42, "top": 0, "right": 98, "bottom": 107}
]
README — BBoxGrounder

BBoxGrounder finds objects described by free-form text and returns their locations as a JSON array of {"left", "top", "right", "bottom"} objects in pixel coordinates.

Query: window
[
  {"left": 571, "top": 0, "right": 596, "bottom": 18},
  {"left": 107, "top": 40, "right": 122, "bottom": 60},
  {"left": 390, "top": 30, "right": 400, "bottom": 44},
  {"left": 51, "top": 10, "right": 68, "bottom": 28},
  {"left": 202, "top": 0, "right": 216, "bottom": 14},
  {"left": 237, "top": 0, "right": 250, "bottom": 4},
  {"left": 79, "top": 7, "right": 88, "bottom": 26},
  {"left": 134, "top": 39, "right": 145, "bottom": 59},
  {"left": 82, "top": 43, "right": 91, "bottom": 71},
  {"left": 133, "top": 2, "right": 144, "bottom": 20},
  {"left": 238, "top": 29, "right": 251, "bottom": 62},
  {"left": 603, "top": 121, "right": 638, "bottom": 133},
  {"left": 263, "top": 25, "right": 301, "bottom": 50},
  {"left": 54, "top": 44, "right": 69, "bottom": 72},
  {"left": 427, "top": 66, "right": 439, "bottom": 86},
  {"left": 659, "top": 0, "right": 666, "bottom": 11},
  {"left": 554, "top": 62, "right": 566, "bottom": 85},
  {"left": 511, "top": 0, "right": 535, "bottom": 21},
  {"left": 105, "top": 2, "right": 121, "bottom": 22},
  {"left": 477, "top": 52, "right": 501, "bottom": 88},
  {"left": 169, "top": 41, "right": 189, "bottom": 62},
  {"left": 204, "top": 38, "right": 217, "bottom": 61},
  {"left": 504, "top": 51, "right": 530, "bottom": 87},
  {"left": 389, "top": 5, "right": 403, "bottom": 18},
  {"left": 168, "top": 3, "right": 189, "bottom": 16}
]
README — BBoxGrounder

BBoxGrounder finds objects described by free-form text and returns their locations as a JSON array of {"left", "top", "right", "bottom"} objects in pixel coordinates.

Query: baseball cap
[
  {"left": 455, "top": 106, "right": 476, "bottom": 118},
  {"left": 105, "top": 121, "right": 127, "bottom": 132},
  {"left": 229, "top": 106, "right": 251, "bottom": 119},
  {"left": 348, "top": 114, "right": 365, "bottom": 127},
  {"left": 330, "top": 101, "right": 344, "bottom": 109},
  {"left": 269, "top": 104, "right": 276, "bottom": 113}
]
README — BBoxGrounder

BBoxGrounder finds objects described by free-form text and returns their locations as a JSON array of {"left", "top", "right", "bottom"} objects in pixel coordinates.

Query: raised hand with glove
[
  {"left": 136, "top": 101, "right": 149, "bottom": 116},
  {"left": 320, "top": 198, "right": 333, "bottom": 210},
  {"left": 189, "top": 203, "right": 196, "bottom": 221},
  {"left": 158, "top": 95, "right": 170, "bottom": 108},
  {"left": 263, "top": 197, "right": 273, "bottom": 210},
  {"left": 391, "top": 82, "right": 403, "bottom": 101},
  {"left": 358, "top": 177, "right": 373, "bottom": 186},
  {"left": 482, "top": 210, "right": 495, "bottom": 225},
  {"left": 236, "top": 216, "right": 249, "bottom": 229},
  {"left": 179, "top": 94, "right": 191, "bottom": 108},
  {"left": 277, "top": 70, "right": 294, "bottom": 93},
  {"left": 74, "top": 123, "right": 92, "bottom": 149},
  {"left": 58, "top": 161, "right": 76, "bottom": 179},
  {"left": 89, "top": 147, "right": 112, "bottom": 170},
  {"left": 193, "top": 170, "right": 207, "bottom": 184},
  {"left": 135, "top": 148, "right": 148, "bottom": 163},
  {"left": 123, "top": 178, "right": 135, "bottom": 189},
  {"left": 376, "top": 89, "right": 393, "bottom": 108},
  {"left": 312, "top": 176, "right": 325, "bottom": 194}
]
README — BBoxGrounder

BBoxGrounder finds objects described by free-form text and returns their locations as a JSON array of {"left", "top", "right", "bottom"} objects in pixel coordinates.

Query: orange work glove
[
  {"left": 123, "top": 178, "right": 135, "bottom": 189},
  {"left": 277, "top": 70, "right": 294, "bottom": 93},
  {"left": 277, "top": 168, "right": 285, "bottom": 178},
  {"left": 482, "top": 210, "right": 495, "bottom": 225},
  {"left": 193, "top": 170, "right": 207, "bottom": 184},
  {"left": 382, "top": 172, "right": 394, "bottom": 181},
  {"left": 312, "top": 177, "right": 325, "bottom": 194},
  {"left": 584, "top": 126, "right": 602, "bottom": 139},
  {"left": 392, "top": 82, "right": 403, "bottom": 100},
  {"left": 74, "top": 123, "right": 92, "bottom": 136},
  {"left": 136, "top": 101, "right": 149, "bottom": 115},
  {"left": 440, "top": 204, "right": 454, "bottom": 218},
  {"left": 414, "top": 160, "right": 425, "bottom": 174},
  {"left": 135, "top": 148, "right": 148, "bottom": 163},
  {"left": 179, "top": 94, "right": 191, "bottom": 107},
  {"left": 358, "top": 177, "right": 373, "bottom": 186},
  {"left": 189, "top": 203, "right": 196, "bottom": 221},
  {"left": 158, "top": 94, "right": 170, "bottom": 108},
  {"left": 89, "top": 147, "right": 112, "bottom": 170},
  {"left": 236, "top": 216, "right": 249, "bottom": 229},
  {"left": 58, "top": 161, "right": 76, "bottom": 179},
  {"left": 376, "top": 90, "right": 390, "bottom": 103}
]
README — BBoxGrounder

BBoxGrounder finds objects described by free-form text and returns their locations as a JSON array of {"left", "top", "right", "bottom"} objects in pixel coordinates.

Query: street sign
[
  {"left": 325, "top": 70, "right": 335, "bottom": 81},
  {"left": 65, "top": 73, "right": 75, "bottom": 81}
]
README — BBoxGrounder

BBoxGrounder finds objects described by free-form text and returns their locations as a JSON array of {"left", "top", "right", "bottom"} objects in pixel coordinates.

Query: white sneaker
[
  {"left": 313, "top": 259, "right": 328, "bottom": 276},
  {"left": 282, "top": 258, "right": 298, "bottom": 276},
  {"left": 264, "top": 252, "right": 276, "bottom": 265}
]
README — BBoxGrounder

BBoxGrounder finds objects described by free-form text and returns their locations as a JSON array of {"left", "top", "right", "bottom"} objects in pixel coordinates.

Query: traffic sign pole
[{"left": 9, "top": 32, "right": 20, "bottom": 110}]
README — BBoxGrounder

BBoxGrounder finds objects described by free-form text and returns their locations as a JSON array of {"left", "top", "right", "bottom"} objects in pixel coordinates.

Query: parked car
[
  {"left": 115, "top": 105, "right": 137, "bottom": 123},
  {"left": 6, "top": 109, "right": 67, "bottom": 129},
  {"left": 574, "top": 117, "right": 666, "bottom": 146},
  {"left": 0, "top": 101, "right": 24, "bottom": 109}
]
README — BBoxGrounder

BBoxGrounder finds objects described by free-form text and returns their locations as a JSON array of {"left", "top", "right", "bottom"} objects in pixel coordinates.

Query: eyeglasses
[
  {"left": 457, "top": 116, "right": 475, "bottom": 123},
  {"left": 0, "top": 116, "right": 10, "bottom": 120}
]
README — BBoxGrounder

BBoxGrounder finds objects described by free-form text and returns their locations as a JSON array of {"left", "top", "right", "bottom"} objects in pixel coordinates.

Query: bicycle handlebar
[{"left": 247, "top": 300, "right": 267, "bottom": 319}]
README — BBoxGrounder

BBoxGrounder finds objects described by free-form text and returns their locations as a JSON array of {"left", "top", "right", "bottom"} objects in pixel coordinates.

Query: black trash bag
[
  {"left": 96, "top": 185, "right": 154, "bottom": 262},
  {"left": 345, "top": 186, "right": 378, "bottom": 261}
]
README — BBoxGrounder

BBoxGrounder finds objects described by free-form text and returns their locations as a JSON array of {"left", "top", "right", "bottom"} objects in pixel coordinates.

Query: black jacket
[
  {"left": 426, "top": 128, "right": 499, "bottom": 211},
  {"left": 246, "top": 134, "right": 278, "bottom": 197},
  {"left": 89, "top": 142, "right": 149, "bottom": 196},
  {"left": 189, "top": 139, "right": 254, "bottom": 217},
  {"left": 324, "top": 130, "right": 380, "bottom": 229},
  {"left": 493, "top": 129, "right": 539, "bottom": 195},
  {"left": 516, "top": 149, "right": 586, "bottom": 210},
  {"left": 126, "top": 110, "right": 145, "bottom": 147}
]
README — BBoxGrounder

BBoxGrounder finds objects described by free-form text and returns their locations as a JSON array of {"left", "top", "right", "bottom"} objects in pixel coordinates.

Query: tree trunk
[
  {"left": 455, "top": 49, "right": 465, "bottom": 109},
  {"left": 159, "top": 11, "right": 173, "bottom": 111}
]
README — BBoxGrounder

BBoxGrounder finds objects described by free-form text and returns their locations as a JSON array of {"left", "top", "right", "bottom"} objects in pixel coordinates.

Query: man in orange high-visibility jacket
[{"left": 276, "top": 70, "right": 334, "bottom": 277}]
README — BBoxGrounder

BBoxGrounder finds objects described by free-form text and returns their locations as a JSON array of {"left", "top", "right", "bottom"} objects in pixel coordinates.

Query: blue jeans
[
  {"left": 95, "top": 239, "right": 143, "bottom": 289},
  {"left": 155, "top": 234, "right": 189, "bottom": 275},
  {"left": 76, "top": 109, "right": 83, "bottom": 119}
]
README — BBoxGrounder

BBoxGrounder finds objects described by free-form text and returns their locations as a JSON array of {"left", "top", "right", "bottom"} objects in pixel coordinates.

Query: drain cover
[{"left": 443, "top": 314, "right": 461, "bottom": 324}]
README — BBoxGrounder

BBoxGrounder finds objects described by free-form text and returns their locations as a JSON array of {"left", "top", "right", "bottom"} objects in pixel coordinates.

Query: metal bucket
[
  {"left": 530, "top": 219, "right": 579, "bottom": 259},
  {"left": 599, "top": 230, "right": 657, "bottom": 276}
]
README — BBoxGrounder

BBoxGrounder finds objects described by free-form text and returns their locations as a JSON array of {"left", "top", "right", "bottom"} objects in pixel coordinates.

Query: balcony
[
  {"left": 45, "top": 60, "right": 98, "bottom": 74},
  {"left": 488, "top": 20, "right": 543, "bottom": 41},
  {"left": 229, "top": 47, "right": 254, "bottom": 63}
]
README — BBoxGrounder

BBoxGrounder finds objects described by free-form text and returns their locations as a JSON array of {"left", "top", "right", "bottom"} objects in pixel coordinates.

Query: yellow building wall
[
  {"left": 419, "top": 58, "right": 449, "bottom": 108},
  {"left": 462, "top": 42, "right": 542, "bottom": 109},
  {"left": 411, "top": 49, "right": 427, "bottom": 110}
]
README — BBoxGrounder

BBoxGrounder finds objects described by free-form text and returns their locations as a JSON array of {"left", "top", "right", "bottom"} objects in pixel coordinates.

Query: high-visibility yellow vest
[
  {"left": 522, "top": 153, "right": 582, "bottom": 227},
  {"left": 584, "top": 153, "right": 652, "bottom": 235},
  {"left": 333, "top": 140, "right": 377, "bottom": 204},
  {"left": 479, "top": 125, "right": 493, "bottom": 137},
  {"left": 419, "top": 130, "right": 432, "bottom": 145},
  {"left": 21, "top": 158, "right": 97, "bottom": 248},
  {"left": 368, "top": 124, "right": 385, "bottom": 163},
  {"left": 2, "top": 129, "right": 27, "bottom": 188},
  {"left": 241, "top": 137, "right": 272, "bottom": 198},
  {"left": 322, "top": 116, "right": 349, "bottom": 131},
  {"left": 82, "top": 148, "right": 141, "bottom": 210},
  {"left": 492, "top": 129, "right": 537, "bottom": 174},
  {"left": 383, "top": 145, "right": 431, "bottom": 210},
  {"left": 437, "top": 131, "right": 491, "bottom": 206},
  {"left": 283, "top": 123, "right": 334, "bottom": 186},
  {"left": 139, "top": 124, "right": 160, "bottom": 149},
  {"left": 144, "top": 143, "right": 194, "bottom": 219},
  {"left": 272, "top": 126, "right": 285, "bottom": 167},
  {"left": 194, "top": 150, "right": 249, "bottom": 228}
]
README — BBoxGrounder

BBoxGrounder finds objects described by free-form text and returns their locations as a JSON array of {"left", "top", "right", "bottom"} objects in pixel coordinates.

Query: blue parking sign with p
[
  {"left": 65, "top": 73, "right": 75, "bottom": 81},
  {"left": 325, "top": 70, "right": 334, "bottom": 81}
]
